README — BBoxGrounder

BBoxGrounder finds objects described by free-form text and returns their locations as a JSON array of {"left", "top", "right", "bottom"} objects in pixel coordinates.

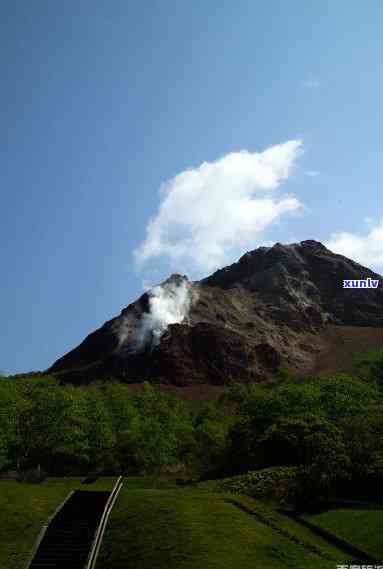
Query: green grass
[
  {"left": 305, "top": 508, "right": 383, "bottom": 560},
  {"left": 80, "top": 476, "right": 120, "bottom": 491},
  {"left": 3, "top": 475, "right": 368, "bottom": 569},
  {"left": 226, "top": 495, "right": 351, "bottom": 561},
  {"left": 96, "top": 481, "right": 350, "bottom": 569},
  {"left": 0, "top": 478, "right": 79, "bottom": 569},
  {"left": 118, "top": 475, "right": 180, "bottom": 490}
]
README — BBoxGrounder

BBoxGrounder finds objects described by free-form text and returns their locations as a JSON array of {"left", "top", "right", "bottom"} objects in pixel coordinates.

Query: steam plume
[{"left": 116, "top": 274, "right": 198, "bottom": 353}]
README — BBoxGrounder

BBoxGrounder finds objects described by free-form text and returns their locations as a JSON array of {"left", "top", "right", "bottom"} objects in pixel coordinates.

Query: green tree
[
  {"left": 257, "top": 414, "right": 350, "bottom": 507},
  {"left": 131, "top": 384, "right": 194, "bottom": 473},
  {"left": 367, "top": 358, "right": 383, "bottom": 388},
  {"left": 0, "top": 379, "right": 21, "bottom": 469},
  {"left": 84, "top": 387, "right": 115, "bottom": 470},
  {"left": 317, "top": 373, "right": 380, "bottom": 420},
  {"left": 340, "top": 407, "right": 383, "bottom": 478},
  {"left": 192, "top": 401, "right": 230, "bottom": 477},
  {"left": 51, "top": 386, "right": 91, "bottom": 474},
  {"left": 353, "top": 349, "right": 383, "bottom": 387},
  {"left": 9, "top": 376, "right": 65, "bottom": 471},
  {"left": 101, "top": 381, "right": 141, "bottom": 470}
]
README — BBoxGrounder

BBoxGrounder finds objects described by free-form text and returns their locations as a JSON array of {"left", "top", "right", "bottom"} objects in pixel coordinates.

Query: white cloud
[
  {"left": 134, "top": 140, "right": 304, "bottom": 275},
  {"left": 303, "top": 77, "right": 320, "bottom": 89},
  {"left": 324, "top": 220, "right": 383, "bottom": 270}
]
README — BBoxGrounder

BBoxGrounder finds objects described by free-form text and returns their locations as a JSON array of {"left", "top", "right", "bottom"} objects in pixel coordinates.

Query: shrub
[
  {"left": 217, "top": 466, "right": 299, "bottom": 501},
  {"left": 17, "top": 466, "right": 47, "bottom": 483}
]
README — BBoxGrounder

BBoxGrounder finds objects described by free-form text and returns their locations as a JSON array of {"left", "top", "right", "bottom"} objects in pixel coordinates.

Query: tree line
[{"left": 0, "top": 352, "right": 383, "bottom": 505}]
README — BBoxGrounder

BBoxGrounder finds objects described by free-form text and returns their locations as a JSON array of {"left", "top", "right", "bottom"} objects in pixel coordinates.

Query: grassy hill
[
  {"left": 305, "top": 508, "right": 383, "bottom": 561},
  {"left": 0, "top": 478, "right": 78, "bottom": 569},
  {"left": 3, "top": 476, "right": 382, "bottom": 568},
  {"left": 96, "top": 478, "right": 350, "bottom": 569}
]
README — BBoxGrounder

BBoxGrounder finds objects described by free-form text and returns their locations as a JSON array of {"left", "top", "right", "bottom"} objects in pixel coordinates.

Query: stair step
[
  {"left": 34, "top": 549, "right": 89, "bottom": 556},
  {"left": 28, "top": 489, "right": 112, "bottom": 568}
]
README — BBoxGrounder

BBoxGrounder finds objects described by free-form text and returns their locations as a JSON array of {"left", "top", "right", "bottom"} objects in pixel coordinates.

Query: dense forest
[{"left": 1, "top": 350, "right": 383, "bottom": 509}]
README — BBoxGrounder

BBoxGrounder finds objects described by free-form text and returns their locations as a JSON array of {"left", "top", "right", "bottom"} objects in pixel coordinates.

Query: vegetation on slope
[
  {"left": 96, "top": 482, "right": 349, "bottom": 569},
  {"left": 1, "top": 351, "right": 383, "bottom": 567},
  {"left": 0, "top": 478, "right": 79, "bottom": 569},
  {"left": 305, "top": 509, "right": 383, "bottom": 560},
  {"left": 1, "top": 349, "right": 383, "bottom": 508}
]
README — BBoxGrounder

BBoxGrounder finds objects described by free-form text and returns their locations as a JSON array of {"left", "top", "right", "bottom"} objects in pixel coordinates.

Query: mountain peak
[
  {"left": 50, "top": 240, "right": 383, "bottom": 387},
  {"left": 300, "top": 239, "right": 327, "bottom": 248}
]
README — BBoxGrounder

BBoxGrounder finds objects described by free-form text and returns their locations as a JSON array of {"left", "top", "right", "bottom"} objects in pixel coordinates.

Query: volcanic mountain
[{"left": 50, "top": 240, "right": 383, "bottom": 387}]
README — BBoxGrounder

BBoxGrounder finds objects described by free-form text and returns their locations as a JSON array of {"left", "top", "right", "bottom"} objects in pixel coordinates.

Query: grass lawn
[
  {"left": 80, "top": 476, "right": 120, "bottom": 491},
  {"left": 305, "top": 508, "right": 383, "bottom": 560},
  {"left": 96, "top": 480, "right": 350, "bottom": 569},
  {"left": 0, "top": 478, "right": 80, "bottom": 569}
]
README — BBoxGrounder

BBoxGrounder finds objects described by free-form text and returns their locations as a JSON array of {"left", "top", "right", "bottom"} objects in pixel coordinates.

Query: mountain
[{"left": 49, "top": 240, "right": 383, "bottom": 387}]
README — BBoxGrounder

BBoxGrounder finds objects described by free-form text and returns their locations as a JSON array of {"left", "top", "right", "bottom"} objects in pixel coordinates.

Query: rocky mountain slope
[{"left": 50, "top": 240, "right": 383, "bottom": 386}]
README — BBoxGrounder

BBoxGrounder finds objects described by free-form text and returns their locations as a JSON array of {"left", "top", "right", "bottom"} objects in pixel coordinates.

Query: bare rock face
[
  {"left": 202, "top": 240, "right": 383, "bottom": 327},
  {"left": 49, "top": 240, "right": 383, "bottom": 386}
]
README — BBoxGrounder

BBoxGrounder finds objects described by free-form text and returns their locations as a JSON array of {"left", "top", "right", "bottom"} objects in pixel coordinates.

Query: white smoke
[{"left": 117, "top": 275, "right": 198, "bottom": 353}]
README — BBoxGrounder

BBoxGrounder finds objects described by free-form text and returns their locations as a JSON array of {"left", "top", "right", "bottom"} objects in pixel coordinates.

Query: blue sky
[{"left": 2, "top": 1, "right": 383, "bottom": 374}]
